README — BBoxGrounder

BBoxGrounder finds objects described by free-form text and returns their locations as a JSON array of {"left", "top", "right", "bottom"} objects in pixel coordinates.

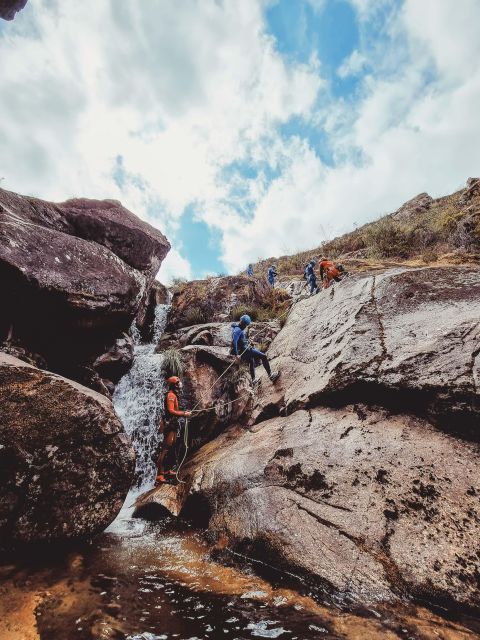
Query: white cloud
[
  {"left": 157, "top": 248, "right": 192, "bottom": 285},
  {"left": 0, "top": 0, "right": 322, "bottom": 276},
  {"left": 337, "top": 49, "right": 367, "bottom": 78},
  {"left": 1, "top": 0, "right": 479, "bottom": 277},
  {"left": 219, "top": 0, "right": 480, "bottom": 269}
]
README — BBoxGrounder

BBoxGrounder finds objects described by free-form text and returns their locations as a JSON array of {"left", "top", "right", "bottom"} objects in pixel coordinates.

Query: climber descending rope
[
  {"left": 160, "top": 262, "right": 349, "bottom": 485},
  {"left": 231, "top": 314, "right": 279, "bottom": 384}
]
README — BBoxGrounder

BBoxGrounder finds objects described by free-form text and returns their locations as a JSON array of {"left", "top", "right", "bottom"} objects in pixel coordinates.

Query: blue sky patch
[{"left": 177, "top": 206, "right": 225, "bottom": 277}]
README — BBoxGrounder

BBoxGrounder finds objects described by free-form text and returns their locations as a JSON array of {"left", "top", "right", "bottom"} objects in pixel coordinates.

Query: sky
[{"left": 0, "top": 0, "right": 479, "bottom": 282}]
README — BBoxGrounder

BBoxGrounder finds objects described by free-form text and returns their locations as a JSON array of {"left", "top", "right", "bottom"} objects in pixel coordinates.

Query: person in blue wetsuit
[
  {"left": 305, "top": 259, "right": 318, "bottom": 295},
  {"left": 231, "top": 314, "right": 279, "bottom": 383},
  {"left": 246, "top": 263, "right": 254, "bottom": 277},
  {"left": 267, "top": 264, "right": 277, "bottom": 287}
]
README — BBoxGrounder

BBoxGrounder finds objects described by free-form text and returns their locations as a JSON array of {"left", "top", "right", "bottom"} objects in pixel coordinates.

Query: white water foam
[{"left": 113, "top": 304, "right": 170, "bottom": 490}]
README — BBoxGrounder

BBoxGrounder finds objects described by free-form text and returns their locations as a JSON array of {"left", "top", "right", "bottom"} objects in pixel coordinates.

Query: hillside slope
[{"left": 252, "top": 177, "right": 480, "bottom": 278}]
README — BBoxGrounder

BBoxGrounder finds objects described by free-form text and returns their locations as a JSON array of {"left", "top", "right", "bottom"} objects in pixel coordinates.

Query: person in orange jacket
[
  {"left": 156, "top": 376, "right": 192, "bottom": 483},
  {"left": 319, "top": 257, "right": 342, "bottom": 289}
]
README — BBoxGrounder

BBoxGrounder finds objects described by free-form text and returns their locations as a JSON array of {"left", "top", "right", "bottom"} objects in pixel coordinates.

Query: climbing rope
[
  {"left": 174, "top": 302, "right": 295, "bottom": 483},
  {"left": 169, "top": 274, "right": 346, "bottom": 485}
]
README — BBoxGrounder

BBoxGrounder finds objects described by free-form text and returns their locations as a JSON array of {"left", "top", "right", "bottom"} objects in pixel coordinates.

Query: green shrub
[
  {"left": 183, "top": 306, "right": 208, "bottom": 326},
  {"left": 363, "top": 218, "right": 411, "bottom": 258},
  {"left": 162, "top": 348, "right": 184, "bottom": 377},
  {"left": 230, "top": 304, "right": 261, "bottom": 322}
]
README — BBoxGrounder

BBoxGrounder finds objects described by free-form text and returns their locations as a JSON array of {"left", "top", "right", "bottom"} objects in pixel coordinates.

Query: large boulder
[
  {"left": 0, "top": 0, "right": 28, "bottom": 20},
  {"left": 158, "top": 320, "right": 281, "bottom": 352},
  {"left": 0, "top": 187, "right": 170, "bottom": 380},
  {"left": 254, "top": 266, "right": 480, "bottom": 435},
  {"left": 0, "top": 353, "right": 135, "bottom": 547},
  {"left": 169, "top": 406, "right": 480, "bottom": 609},
  {"left": 180, "top": 345, "right": 251, "bottom": 448},
  {"left": 391, "top": 192, "right": 433, "bottom": 223},
  {"left": 135, "top": 265, "right": 480, "bottom": 613},
  {"left": 166, "top": 275, "right": 277, "bottom": 331},
  {"left": 92, "top": 333, "right": 134, "bottom": 384}
]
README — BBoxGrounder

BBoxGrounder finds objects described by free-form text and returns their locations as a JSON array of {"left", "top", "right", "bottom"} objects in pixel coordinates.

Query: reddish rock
[
  {"left": 180, "top": 345, "right": 252, "bottom": 449},
  {"left": 171, "top": 406, "right": 480, "bottom": 609},
  {"left": 0, "top": 354, "right": 135, "bottom": 547},
  {"left": 92, "top": 334, "right": 134, "bottom": 384},
  {"left": 0, "top": 187, "right": 169, "bottom": 383},
  {"left": 166, "top": 275, "right": 273, "bottom": 331}
]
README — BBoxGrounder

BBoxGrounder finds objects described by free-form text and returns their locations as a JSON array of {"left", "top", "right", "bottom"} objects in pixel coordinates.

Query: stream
[{"left": 0, "top": 306, "right": 478, "bottom": 639}]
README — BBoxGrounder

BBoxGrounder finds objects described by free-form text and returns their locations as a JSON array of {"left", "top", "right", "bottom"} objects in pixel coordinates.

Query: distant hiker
[
  {"left": 305, "top": 259, "right": 318, "bottom": 295},
  {"left": 231, "top": 314, "right": 279, "bottom": 384},
  {"left": 267, "top": 264, "right": 278, "bottom": 287},
  {"left": 156, "top": 376, "right": 192, "bottom": 483},
  {"left": 247, "top": 263, "right": 254, "bottom": 277},
  {"left": 319, "top": 257, "right": 345, "bottom": 289}
]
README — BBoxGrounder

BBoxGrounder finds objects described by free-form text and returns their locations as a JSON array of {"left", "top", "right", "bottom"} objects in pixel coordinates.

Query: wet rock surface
[
  {"left": 92, "top": 333, "right": 134, "bottom": 384},
  {"left": 4, "top": 514, "right": 477, "bottom": 640},
  {"left": 181, "top": 345, "right": 252, "bottom": 449},
  {"left": 0, "top": 353, "right": 135, "bottom": 547},
  {"left": 151, "top": 405, "right": 480, "bottom": 610},
  {"left": 256, "top": 266, "right": 480, "bottom": 435},
  {"left": 0, "top": 187, "right": 169, "bottom": 385},
  {"left": 137, "top": 265, "right": 480, "bottom": 614}
]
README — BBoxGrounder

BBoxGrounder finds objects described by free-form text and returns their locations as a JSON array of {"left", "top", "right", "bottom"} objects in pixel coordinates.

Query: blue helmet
[{"left": 240, "top": 314, "right": 252, "bottom": 325}]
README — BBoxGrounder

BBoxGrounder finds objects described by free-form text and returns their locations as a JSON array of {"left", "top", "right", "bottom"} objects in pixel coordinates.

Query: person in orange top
[
  {"left": 156, "top": 376, "right": 192, "bottom": 484},
  {"left": 319, "top": 257, "right": 342, "bottom": 289}
]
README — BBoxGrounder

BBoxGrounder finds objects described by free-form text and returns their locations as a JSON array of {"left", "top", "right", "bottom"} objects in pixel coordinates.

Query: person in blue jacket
[
  {"left": 305, "top": 259, "right": 318, "bottom": 295},
  {"left": 231, "top": 314, "right": 279, "bottom": 383},
  {"left": 246, "top": 263, "right": 254, "bottom": 277},
  {"left": 267, "top": 264, "right": 278, "bottom": 287}
]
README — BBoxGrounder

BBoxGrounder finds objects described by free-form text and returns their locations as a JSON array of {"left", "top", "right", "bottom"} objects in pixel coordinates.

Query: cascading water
[{"left": 113, "top": 303, "right": 170, "bottom": 489}]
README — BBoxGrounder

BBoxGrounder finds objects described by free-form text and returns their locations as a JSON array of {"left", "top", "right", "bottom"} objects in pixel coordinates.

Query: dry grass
[{"left": 248, "top": 183, "right": 480, "bottom": 278}]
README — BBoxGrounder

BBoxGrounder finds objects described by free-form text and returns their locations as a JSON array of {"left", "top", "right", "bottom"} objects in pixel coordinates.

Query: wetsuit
[
  {"left": 319, "top": 260, "right": 341, "bottom": 289},
  {"left": 165, "top": 390, "right": 188, "bottom": 429},
  {"left": 231, "top": 323, "right": 271, "bottom": 381},
  {"left": 157, "top": 389, "right": 187, "bottom": 477},
  {"left": 305, "top": 262, "right": 317, "bottom": 294},
  {"left": 267, "top": 267, "right": 277, "bottom": 287}
]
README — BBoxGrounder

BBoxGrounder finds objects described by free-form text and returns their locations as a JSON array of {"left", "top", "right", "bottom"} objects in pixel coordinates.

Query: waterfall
[{"left": 113, "top": 303, "right": 169, "bottom": 489}]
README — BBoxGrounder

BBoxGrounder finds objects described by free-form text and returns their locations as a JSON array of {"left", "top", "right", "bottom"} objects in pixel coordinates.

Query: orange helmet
[{"left": 167, "top": 376, "right": 181, "bottom": 385}]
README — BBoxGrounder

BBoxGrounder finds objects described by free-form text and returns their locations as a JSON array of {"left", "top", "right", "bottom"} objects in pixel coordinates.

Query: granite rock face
[
  {"left": 0, "top": 187, "right": 170, "bottom": 384},
  {"left": 136, "top": 266, "right": 480, "bottom": 612},
  {"left": 0, "top": 354, "right": 135, "bottom": 548}
]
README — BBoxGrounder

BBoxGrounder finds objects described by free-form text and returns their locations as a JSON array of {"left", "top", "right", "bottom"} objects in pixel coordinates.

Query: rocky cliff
[
  {"left": 0, "top": 187, "right": 170, "bottom": 390},
  {"left": 136, "top": 265, "right": 480, "bottom": 613},
  {"left": 0, "top": 187, "right": 170, "bottom": 548}
]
